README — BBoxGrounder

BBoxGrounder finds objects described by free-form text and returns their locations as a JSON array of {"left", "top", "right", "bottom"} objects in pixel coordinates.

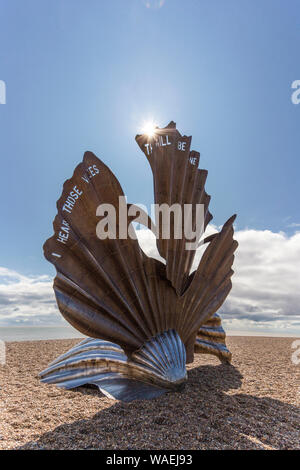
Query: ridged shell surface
[
  {"left": 43, "top": 149, "right": 237, "bottom": 364},
  {"left": 39, "top": 330, "right": 187, "bottom": 401},
  {"left": 41, "top": 121, "right": 238, "bottom": 401},
  {"left": 132, "top": 329, "right": 187, "bottom": 386},
  {"left": 136, "top": 121, "right": 212, "bottom": 295},
  {"left": 194, "top": 313, "right": 232, "bottom": 362}
]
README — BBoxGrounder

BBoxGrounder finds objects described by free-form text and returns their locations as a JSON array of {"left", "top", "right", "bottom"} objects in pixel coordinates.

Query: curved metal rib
[
  {"left": 41, "top": 121, "right": 238, "bottom": 402},
  {"left": 39, "top": 330, "right": 187, "bottom": 402},
  {"left": 194, "top": 313, "right": 232, "bottom": 362}
]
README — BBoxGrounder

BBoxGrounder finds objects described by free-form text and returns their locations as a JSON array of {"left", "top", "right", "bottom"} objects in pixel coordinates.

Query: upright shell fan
[
  {"left": 40, "top": 122, "right": 238, "bottom": 402},
  {"left": 136, "top": 121, "right": 212, "bottom": 295}
]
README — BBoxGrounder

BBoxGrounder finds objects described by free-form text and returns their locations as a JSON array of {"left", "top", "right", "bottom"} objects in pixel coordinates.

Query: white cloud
[
  {"left": 0, "top": 267, "right": 60, "bottom": 326},
  {"left": 0, "top": 227, "right": 300, "bottom": 335},
  {"left": 137, "top": 227, "right": 300, "bottom": 336},
  {"left": 220, "top": 229, "right": 300, "bottom": 335}
]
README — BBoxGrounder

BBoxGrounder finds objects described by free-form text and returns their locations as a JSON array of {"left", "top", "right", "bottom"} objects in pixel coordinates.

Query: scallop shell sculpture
[{"left": 40, "top": 121, "right": 238, "bottom": 402}]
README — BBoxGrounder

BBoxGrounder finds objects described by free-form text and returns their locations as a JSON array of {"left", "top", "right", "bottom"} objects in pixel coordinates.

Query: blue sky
[{"left": 0, "top": 0, "right": 300, "bottom": 333}]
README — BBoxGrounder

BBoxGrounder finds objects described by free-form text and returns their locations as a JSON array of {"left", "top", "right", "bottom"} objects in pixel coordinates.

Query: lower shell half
[{"left": 39, "top": 317, "right": 231, "bottom": 402}]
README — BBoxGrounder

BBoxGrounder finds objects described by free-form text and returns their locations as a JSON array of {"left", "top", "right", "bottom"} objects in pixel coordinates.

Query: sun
[{"left": 141, "top": 121, "right": 157, "bottom": 137}]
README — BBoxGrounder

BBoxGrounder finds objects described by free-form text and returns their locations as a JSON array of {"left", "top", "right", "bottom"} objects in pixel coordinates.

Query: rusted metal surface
[
  {"left": 136, "top": 122, "right": 212, "bottom": 295},
  {"left": 41, "top": 122, "right": 238, "bottom": 401},
  {"left": 194, "top": 313, "right": 232, "bottom": 362}
]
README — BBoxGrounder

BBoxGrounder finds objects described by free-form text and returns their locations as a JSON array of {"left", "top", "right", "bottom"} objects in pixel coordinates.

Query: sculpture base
[
  {"left": 39, "top": 318, "right": 232, "bottom": 402},
  {"left": 39, "top": 330, "right": 187, "bottom": 402}
]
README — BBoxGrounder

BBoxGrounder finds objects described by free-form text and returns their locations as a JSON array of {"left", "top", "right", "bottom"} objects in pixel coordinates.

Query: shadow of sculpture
[{"left": 18, "top": 363, "right": 300, "bottom": 450}]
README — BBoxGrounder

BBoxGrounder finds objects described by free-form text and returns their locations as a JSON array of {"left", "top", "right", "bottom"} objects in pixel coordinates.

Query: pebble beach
[{"left": 0, "top": 336, "right": 299, "bottom": 450}]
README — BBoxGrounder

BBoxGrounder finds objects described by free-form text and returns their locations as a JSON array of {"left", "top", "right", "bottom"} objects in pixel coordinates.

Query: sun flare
[{"left": 141, "top": 121, "right": 157, "bottom": 137}]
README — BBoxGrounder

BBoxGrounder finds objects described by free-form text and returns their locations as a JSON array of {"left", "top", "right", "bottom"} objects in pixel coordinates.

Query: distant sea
[
  {"left": 0, "top": 326, "right": 85, "bottom": 342},
  {"left": 0, "top": 326, "right": 297, "bottom": 342}
]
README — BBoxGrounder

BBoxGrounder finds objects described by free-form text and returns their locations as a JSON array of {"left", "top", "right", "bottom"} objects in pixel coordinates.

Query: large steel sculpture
[{"left": 40, "top": 122, "right": 238, "bottom": 402}]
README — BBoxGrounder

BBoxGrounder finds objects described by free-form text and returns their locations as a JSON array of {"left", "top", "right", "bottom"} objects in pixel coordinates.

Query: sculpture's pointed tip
[
  {"left": 166, "top": 120, "right": 176, "bottom": 129},
  {"left": 83, "top": 150, "right": 96, "bottom": 160},
  {"left": 226, "top": 214, "right": 237, "bottom": 225},
  {"left": 135, "top": 120, "right": 176, "bottom": 140}
]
